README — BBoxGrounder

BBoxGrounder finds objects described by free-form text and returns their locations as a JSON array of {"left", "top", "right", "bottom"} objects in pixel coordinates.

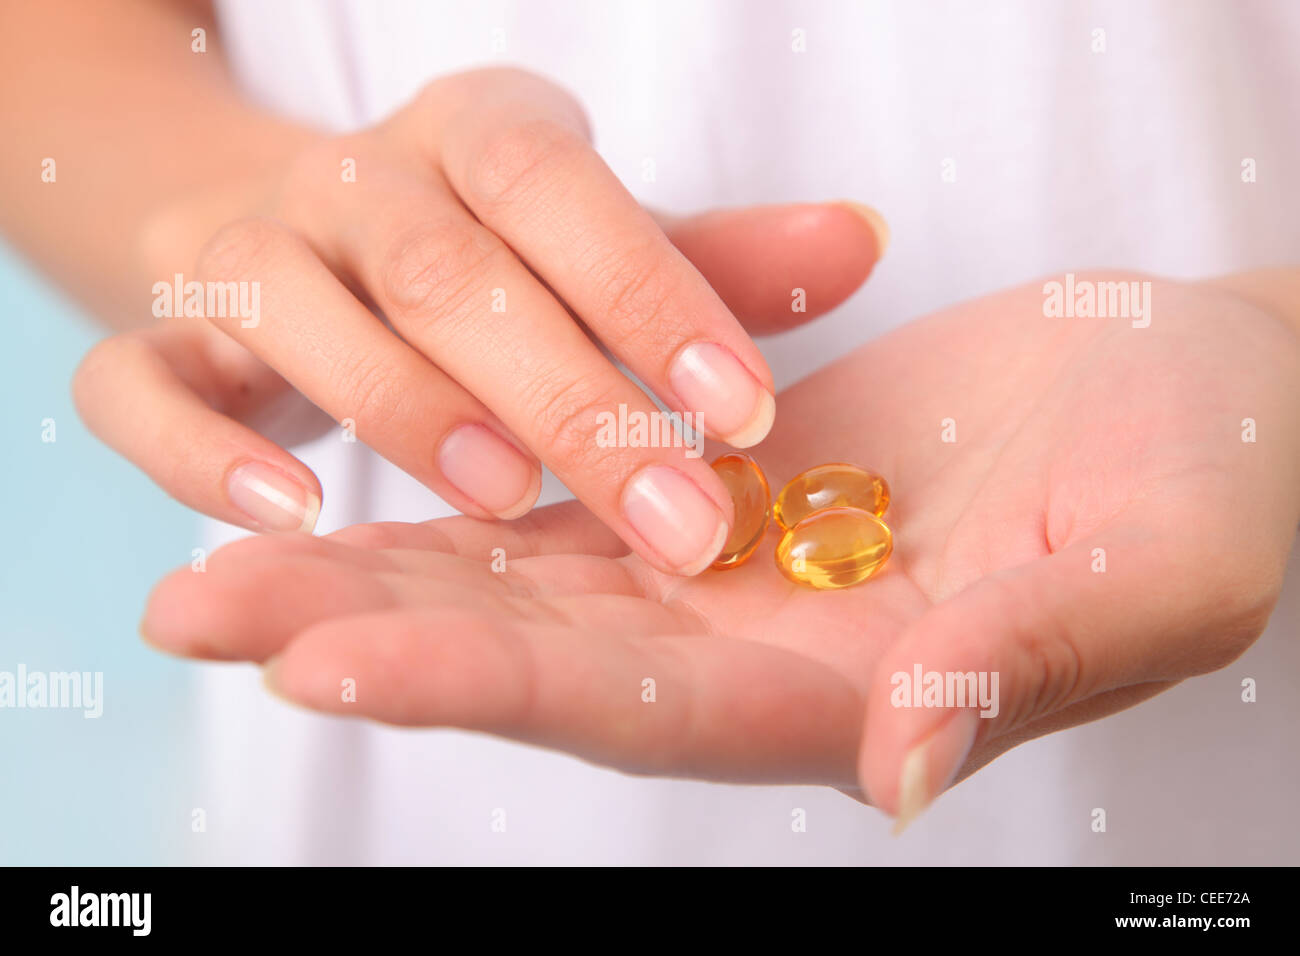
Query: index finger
[{"left": 428, "top": 71, "right": 778, "bottom": 448}]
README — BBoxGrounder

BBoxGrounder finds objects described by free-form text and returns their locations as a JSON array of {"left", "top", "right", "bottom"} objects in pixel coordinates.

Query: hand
[
  {"left": 141, "top": 271, "right": 1300, "bottom": 826},
  {"left": 72, "top": 67, "right": 886, "bottom": 575}
]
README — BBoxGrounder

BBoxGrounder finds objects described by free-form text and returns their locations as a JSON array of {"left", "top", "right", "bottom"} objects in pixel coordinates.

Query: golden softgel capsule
[
  {"left": 775, "top": 506, "right": 893, "bottom": 589},
  {"left": 710, "top": 452, "right": 771, "bottom": 569},
  {"left": 772, "top": 462, "right": 890, "bottom": 530}
]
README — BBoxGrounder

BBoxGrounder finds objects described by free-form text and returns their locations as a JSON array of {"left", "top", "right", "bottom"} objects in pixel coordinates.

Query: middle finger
[{"left": 324, "top": 166, "right": 735, "bottom": 576}]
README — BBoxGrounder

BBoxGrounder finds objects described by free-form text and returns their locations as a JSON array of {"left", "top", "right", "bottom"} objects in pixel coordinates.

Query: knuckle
[
  {"left": 195, "top": 217, "right": 292, "bottom": 281},
  {"left": 339, "top": 352, "right": 414, "bottom": 436},
  {"left": 413, "top": 69, "right": 498, "bottom": 109},
  {"left": 276, "top": 135, "right": 368, "bottom": 224},
  {"left": 529, "top": 376, "right": 622, "bottom": 466},
  {"left": 466, "top": 117, "right": 585, "bottom": 206},
  {"left": 422, "top": 68, "right": 587, "bottom": 123},
  {"left": 380, "top": 219, "right": 500, "bottom": 321},
  {"left": 986, "top": 576, "right": 1086, "bottom": 726},
  {"left": 1015, "top": 621, "right": 1085, "bottom": 724},
  {"left": 587, "top": 249, "right": 685, "bottom": 344}
]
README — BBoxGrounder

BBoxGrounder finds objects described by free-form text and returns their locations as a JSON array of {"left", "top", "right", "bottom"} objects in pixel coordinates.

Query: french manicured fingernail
[
  {"left": 622, "top": 465, "right": 728, "bottom": 576},
  {"left": 669, "top": 342, "right": 775, "bottom": 448},
  {"left": 438, "top": 424, "right": 540, "bottom": 519},
  {"left": 228, "top": 461, "right": 320, "bottom": 533},
  {"left": 893, "top": 709, "right": 979, "bottom": 836},
  {"left": 837, "top": 201, "right": 890, "bottom": 258}
]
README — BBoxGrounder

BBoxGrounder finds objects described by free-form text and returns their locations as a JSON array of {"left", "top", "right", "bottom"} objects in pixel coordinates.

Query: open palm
[{"left": 144, "top": 272, "right": 1300, "bottom": 820}]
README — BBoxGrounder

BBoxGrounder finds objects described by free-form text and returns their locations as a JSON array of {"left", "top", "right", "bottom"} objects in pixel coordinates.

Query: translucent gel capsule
[
  {"left": 772, "top": 462, "right": 890, "bottom": 530},
  {"left": 710, "top": 452, "right": 771, "bottom": 569},
  {"left": 775, "top": 506, "right": 893, "bottom": 589}
]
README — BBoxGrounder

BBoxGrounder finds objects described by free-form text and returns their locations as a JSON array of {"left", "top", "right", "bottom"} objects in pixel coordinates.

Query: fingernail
[
  {"left": 622, "top": 465, "right": 728, "bottom": 576},
  {"left": 669, "top": 342, "right": 775, "bottom": 448},
  {"left": 837, "top": 201, "right": 891, "bottom": 258},
  {"left": 228, "top": 462, "right": 320, "bottom": 533},
  {"left": 438, "top": 424, "right": 541, "bottom": 519},
  {"left": 892, "top": 709, "right": 978, "bottom": 836}
]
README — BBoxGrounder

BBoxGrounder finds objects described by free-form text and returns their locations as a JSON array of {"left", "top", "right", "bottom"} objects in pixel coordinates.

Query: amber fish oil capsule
[
  {"left": 710, "top": 452, "right": 771, "bottom": 569},
  {"left": 772, "top": 462, "right": 890, "bottom": 530},
  {"left": 775, "top": 506, "right": 893, "bottom": 589}
]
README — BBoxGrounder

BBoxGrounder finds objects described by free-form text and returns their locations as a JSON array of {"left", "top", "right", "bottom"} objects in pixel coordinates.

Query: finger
[
  {"left": 266, "top": 607, "right": 864, "bottom": 785},
  {"left": 147, "top": 549, "right": 637, "bottom": 663},
  {"left": 143, "top": 543, "right": 633, "bottom": 663},
  {"left": 146, "top": 548, "right": 629, "bottom": 660},
  {"left": 657, "top": 202, "right": 888, "bottom": 335},
  {"left": 858, "top": 499, "right": 1279, "bottom": 831},
  {"left": 430, "top": 73, "right": 779, "bottom": 448},
  {"left": 314, "top": 163, "right": 735, "bottom": 577},
  {"left": 193, "top": 217, "right": 542, "bottom": 520},
  {"left": 142, "top": 500, "right": 631, "bottom": 660},
  {"left": 73, "top": 323, "right": 324, "bottom": 534},
  {"left": 325, "top": 499, "right": 627, "bottom": 558},
  {"left": 144, "top": 546, "right": 399, "bottom": 662}
]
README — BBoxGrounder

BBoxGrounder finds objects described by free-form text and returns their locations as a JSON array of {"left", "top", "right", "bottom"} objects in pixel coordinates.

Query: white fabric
[{"left": 191, "top": 0, "right": 1300, "bottom": 863}]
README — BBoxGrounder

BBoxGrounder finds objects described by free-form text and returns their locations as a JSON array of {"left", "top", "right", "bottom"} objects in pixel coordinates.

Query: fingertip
[
  {"left": 884, "top": 709, "right": 979, "bottom": 834},
  {"left": 665, "top": 201, "right": 885, "bottom": 333},
  {"left": 834, "top": 201, "right": 890, "bottom": 260},
  {"left": 437, "top": 423, "right": 543, "bottom": 520},
  {"left": 261, "top": 630, "right": 337, "bottom": 711},
  {"left": 721, "top": 389, "right": 775, "bottom": 449},
  {"left": 620, "top": 464, "right": 732, "bottom": 577},
  {"left": 674, "top": 516, "right": 730, "bottom": 577},
  {"left": 299, "top": 487, "right": 322, "bottom": 533},
  {"left": 668, "top": 341, "right": 776, "bottom": 449},
  {"left": 139, "top": 566, "right": 232, "bottom": 660},
  {"left": 491, "top": 464, "right": 543, "bottom": 521},
  {"left": 226, "top": 460, "right": 323, "bottom": 535},
  {"left": 261, "top": 656, "right": 291, "bottom": 703},
  {"left": 261, "top": 654, "right": 319, "bottom": 713}
]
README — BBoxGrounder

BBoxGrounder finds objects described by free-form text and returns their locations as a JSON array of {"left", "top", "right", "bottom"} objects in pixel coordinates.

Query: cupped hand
[
  {"left": 142, "top": 271, "right": 1300, "bottom": 826},
  {"left": 72, "top": 67, "right": 886, "bottom": 575}
]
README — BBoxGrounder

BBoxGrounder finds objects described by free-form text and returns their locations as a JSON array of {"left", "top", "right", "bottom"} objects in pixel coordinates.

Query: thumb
[
  {"left": 656, "top": 202, "right": 889, "bottom": 335},
  {"left": 858, "top": 500, "right": 1262, "bottom": 833}
]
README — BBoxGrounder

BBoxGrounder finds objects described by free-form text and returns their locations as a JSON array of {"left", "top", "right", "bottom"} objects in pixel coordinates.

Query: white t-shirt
[{"left": 192, "top": 0, "right": 1300, "bottom": 863}]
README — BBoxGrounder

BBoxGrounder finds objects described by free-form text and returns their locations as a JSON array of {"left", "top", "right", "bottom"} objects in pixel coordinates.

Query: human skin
[
  {"left": 1, "top": 1, "right": 885, "bottom": 576},
  {"left": 142, "top": 270, "right": 1300, "bottom": 827}
]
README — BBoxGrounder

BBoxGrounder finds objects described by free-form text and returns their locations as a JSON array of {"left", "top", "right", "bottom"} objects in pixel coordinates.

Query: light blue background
[{"left": 0, "top": 243, "right": 196, "bottom": 864}]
